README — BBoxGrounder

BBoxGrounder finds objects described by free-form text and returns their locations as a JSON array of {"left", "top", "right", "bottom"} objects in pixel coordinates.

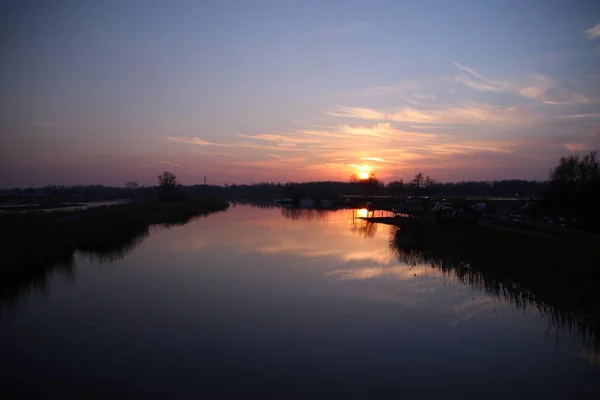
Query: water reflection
[
  {"left": 349, "top": 218, "right": 378, "bottom": 238},
  {"left": 385, "top": 224, "right": 599, "bottom": 349},
  {"left": 2, "top": 205, "right": 599, "bottom": 397},
  {"left": 0, "top": 260, "right": 76, "bottom": 314},
  {"left": 0, "top": 213, "right": 219, "bottom": 315},
  {"left": 280, "top": 207, "right": 330, "bottom": 221},
  {"left": 348, "top": 209, "right": 378, "bottom": 238},
  {"left": 3, "top": 205, "right": 599, "bottom": 355}
]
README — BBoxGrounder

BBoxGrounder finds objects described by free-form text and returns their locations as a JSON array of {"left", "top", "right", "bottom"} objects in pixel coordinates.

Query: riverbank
[
  {"left": 371, "top": 216, "right": 600, "bottom": 343},
  {"left": 0, "top": 198, "right": 230, "bottom": 269}
]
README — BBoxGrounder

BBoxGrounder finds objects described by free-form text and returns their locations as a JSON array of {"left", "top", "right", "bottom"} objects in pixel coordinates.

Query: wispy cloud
[
  {"left": 554, "top": 112, "right": 600, "bottom": 119},
  {"left": 238, "top": 133, "right": 324, "bottom": 144},
  {"left": 167, "top": 136, "right": 305, "bottom": 152},
  {"left": 31, "top": 121, "right": 75, "bottom": 127},
  {"left": 586, "top": 23, "right": 600, "bottom": 39},
  {"left": 329, "top": 103, "right": 537, "bottom": 125},
  {"left": 167, "top": 137, "right": 229, "bottom": 147},
  {"left": 453, "top": 62, "right": 590, "bottom": 105},
  {"left": 154, "top": 160, "right": 182, "bottom": 167},
  {"left": 322, "top": 21, "right": 372, "bottom": 37},
  {"left": 165, "top": 70, "right": 596, "bottom": 182},
  {"left": 361, "top": 157, "right": 386, "bottom": 162},
  {"left": 227, "top": 157, "right": 306, "bottom": 168}
]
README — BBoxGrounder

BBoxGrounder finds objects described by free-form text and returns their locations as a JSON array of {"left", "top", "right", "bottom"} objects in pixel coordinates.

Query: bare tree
[
  {"left": 411, "top": 173, "right": 424, "bottom": 189},
  {"left": 550, "top": 151, "right": 599, "bottom": 188},
  {"left": 157, "top": 171, "right": 185, "bottom": 202},
  {"left": 125, "top": 181, "right": 139, "bottom": 190},
  {"left": 158, "top": 171, "right": 177, "bottom": 187},
  {"left": 425, "top": 176, "right": 435, "bottom": 188},
  {"left": 546, "top": 151, "right": 600, "bottom": 228}
]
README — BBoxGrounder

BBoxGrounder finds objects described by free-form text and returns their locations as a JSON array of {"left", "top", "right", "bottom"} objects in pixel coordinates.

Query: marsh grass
[{"left": 1, "top": 198, "right": 228, "bottom": 267}]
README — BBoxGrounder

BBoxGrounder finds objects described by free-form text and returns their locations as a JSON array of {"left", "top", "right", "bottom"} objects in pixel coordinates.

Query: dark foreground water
[{"left": 1, "top": 205, "right": 599, "bottom": 399}]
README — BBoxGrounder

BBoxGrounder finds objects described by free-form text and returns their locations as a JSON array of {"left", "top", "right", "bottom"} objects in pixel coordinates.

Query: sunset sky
[{"left": 1, "top": 0, "right": 600, "bottom": 187}]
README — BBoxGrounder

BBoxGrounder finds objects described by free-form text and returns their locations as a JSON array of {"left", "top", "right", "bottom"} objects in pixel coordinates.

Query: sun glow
[{"left": 349, "top": 164, "right": 372, "bottom": 180}]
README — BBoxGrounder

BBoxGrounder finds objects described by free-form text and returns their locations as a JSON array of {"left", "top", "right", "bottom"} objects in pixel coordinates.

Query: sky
[{"left": 1, "top": 0, "right": 600, "bottom": 187}]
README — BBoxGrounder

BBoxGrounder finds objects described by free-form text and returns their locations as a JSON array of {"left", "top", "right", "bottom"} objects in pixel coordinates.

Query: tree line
[
  {"left": 3, "top": 151, "right": 597, "bottom": 210},
  {"left": 1, "top": 174, "right": 548, "bottom": 200}
]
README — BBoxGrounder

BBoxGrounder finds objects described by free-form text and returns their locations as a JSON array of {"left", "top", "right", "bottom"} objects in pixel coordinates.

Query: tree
[
  {"left": 158, "top": 171, "right": 177, "bottom": 188},
  {"left": 359, "top": 173, "right": 382, "bottom": 195},
  {"left": 545, "top": 151, "right": 600, "bottom": 229},
  {"left": 157, "top": 171, "right": 185, "bottom": 202},
  {"left": 425, "top": 176, "right": 435, "bottom": 188},
  {"left": 423, "top": 176, "right": 436, "bottom": 195},
  {"left": 550, "top": 151, "right": 599, "bottom": 188},
  {"left": 411, "top": 173, "right": 425, "bottom": 191},
  {"left": 125, "top": 181, "right": 139, "bottom": 198},
  {"left": 125, "top": 181, "right": 139, "bottom": 190},
  {"left": 387, "top": 180, "right": 404, "bottom": 195}
]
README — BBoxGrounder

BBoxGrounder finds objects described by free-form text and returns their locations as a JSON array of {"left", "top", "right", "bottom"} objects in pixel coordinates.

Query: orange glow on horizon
[
  {"left": 358, "top": 170, "right": 370, "bottom": 180},
  {"left": 349, "top": 164, "right": 373, "bottom": 180}
]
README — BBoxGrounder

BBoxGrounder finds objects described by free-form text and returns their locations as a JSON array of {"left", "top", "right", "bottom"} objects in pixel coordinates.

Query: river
[{"left": 1, "top": 205, "right": 599, "bottom": 399}]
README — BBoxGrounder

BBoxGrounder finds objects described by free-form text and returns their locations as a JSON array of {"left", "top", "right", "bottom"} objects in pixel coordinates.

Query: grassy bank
[
  {"left": 381, "top": 217, "right": 600, "bottom": 343},
  {"left": 0, "top": 198, "right": 229, "bottom": 270}
]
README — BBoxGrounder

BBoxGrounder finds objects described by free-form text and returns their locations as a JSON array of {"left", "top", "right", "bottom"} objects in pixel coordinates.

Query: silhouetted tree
[
  {"left": 423, "top": 176, "right": 436, "bottom": 195},
  {"left": 545, "top": 151, "right": 600, "bottom": 229},
  {"left": 412, "top": 173, "right": 424, "bottom": 189},
  {"left": 125, "top": 181, "right": 139, "bottom": 198},
  {"left": 425, "top": 176, "right": 435, "bottom": 188},
  {"left": 125, "top": 181, "right": 139, "bottom": 190},
  {"left": 358, "top": 173, "right": 383, "bottom": 195},
  {"left": 158, "top": 172, "right": 177, "bottom": 187},
  {"left": 550, "top": 151, "right": 599, "bottom": 187},
  {"left": 387, "top": 180, "right": 404, "bottom": 195},
  {"left": 157, "top": 171, "right": 186, "bottom": 202}
]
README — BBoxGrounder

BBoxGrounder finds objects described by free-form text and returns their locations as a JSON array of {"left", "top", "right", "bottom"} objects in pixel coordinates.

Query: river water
[{"left": 1, "top": 205, "right": 599, "bottom": 399}]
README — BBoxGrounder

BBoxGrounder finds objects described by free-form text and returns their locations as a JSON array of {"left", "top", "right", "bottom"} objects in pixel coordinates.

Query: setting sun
[
  {"left": 349, "top": 164, "right": 372, "bottom": 180},
  {"left": 358, "top": 171, "right": 370, "bottom": 180}
]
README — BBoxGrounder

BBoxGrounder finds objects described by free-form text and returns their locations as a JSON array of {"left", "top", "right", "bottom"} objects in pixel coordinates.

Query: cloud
[
  {"left": 164, "top": 86, "right": 595, "bottom": 182},
  {"left": 154, "top": 160, "right": 182, "bottom": 167},
  {"left": 586, "top": 23, "right": 600, "bottom": 39},
  {"left": 554, "top": 112, "right": 600, "bottom": 119},
  {"left": 329, "top": 103, "right": 537, "bottom": 125},
  {"left": 322, "top": 21, "right": 372, "bottom": 37},
  {"left": 361, "top": 157, "right": 386, "bottom": 162},
  {"left": 238, "top": 133, "right": 324, "bottom": 144},
  {"left": 347, "top": 79, "right": 423, "bottom": 97},
  {"left": 564, "top": 143, "right": 589, "bottom": 151},
  {"left": 227, "top": 156, "right": 306, "bottom": 168},
  {"left": 31, "top": 121, "right": 75, "bottom": 127},
  {"left": 167, "top": 136, "right": 305, "bottom": 152},
  {"left": 167, "top": 136, "right": 229, "bottom": 147},
  {"left": 453, "top": 62, "right": 590, "bottom": 105}
]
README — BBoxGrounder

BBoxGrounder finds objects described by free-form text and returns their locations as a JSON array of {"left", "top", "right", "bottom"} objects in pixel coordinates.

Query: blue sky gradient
[{"left": 1, "top": 0, "right": 600, "bottom": 186}]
